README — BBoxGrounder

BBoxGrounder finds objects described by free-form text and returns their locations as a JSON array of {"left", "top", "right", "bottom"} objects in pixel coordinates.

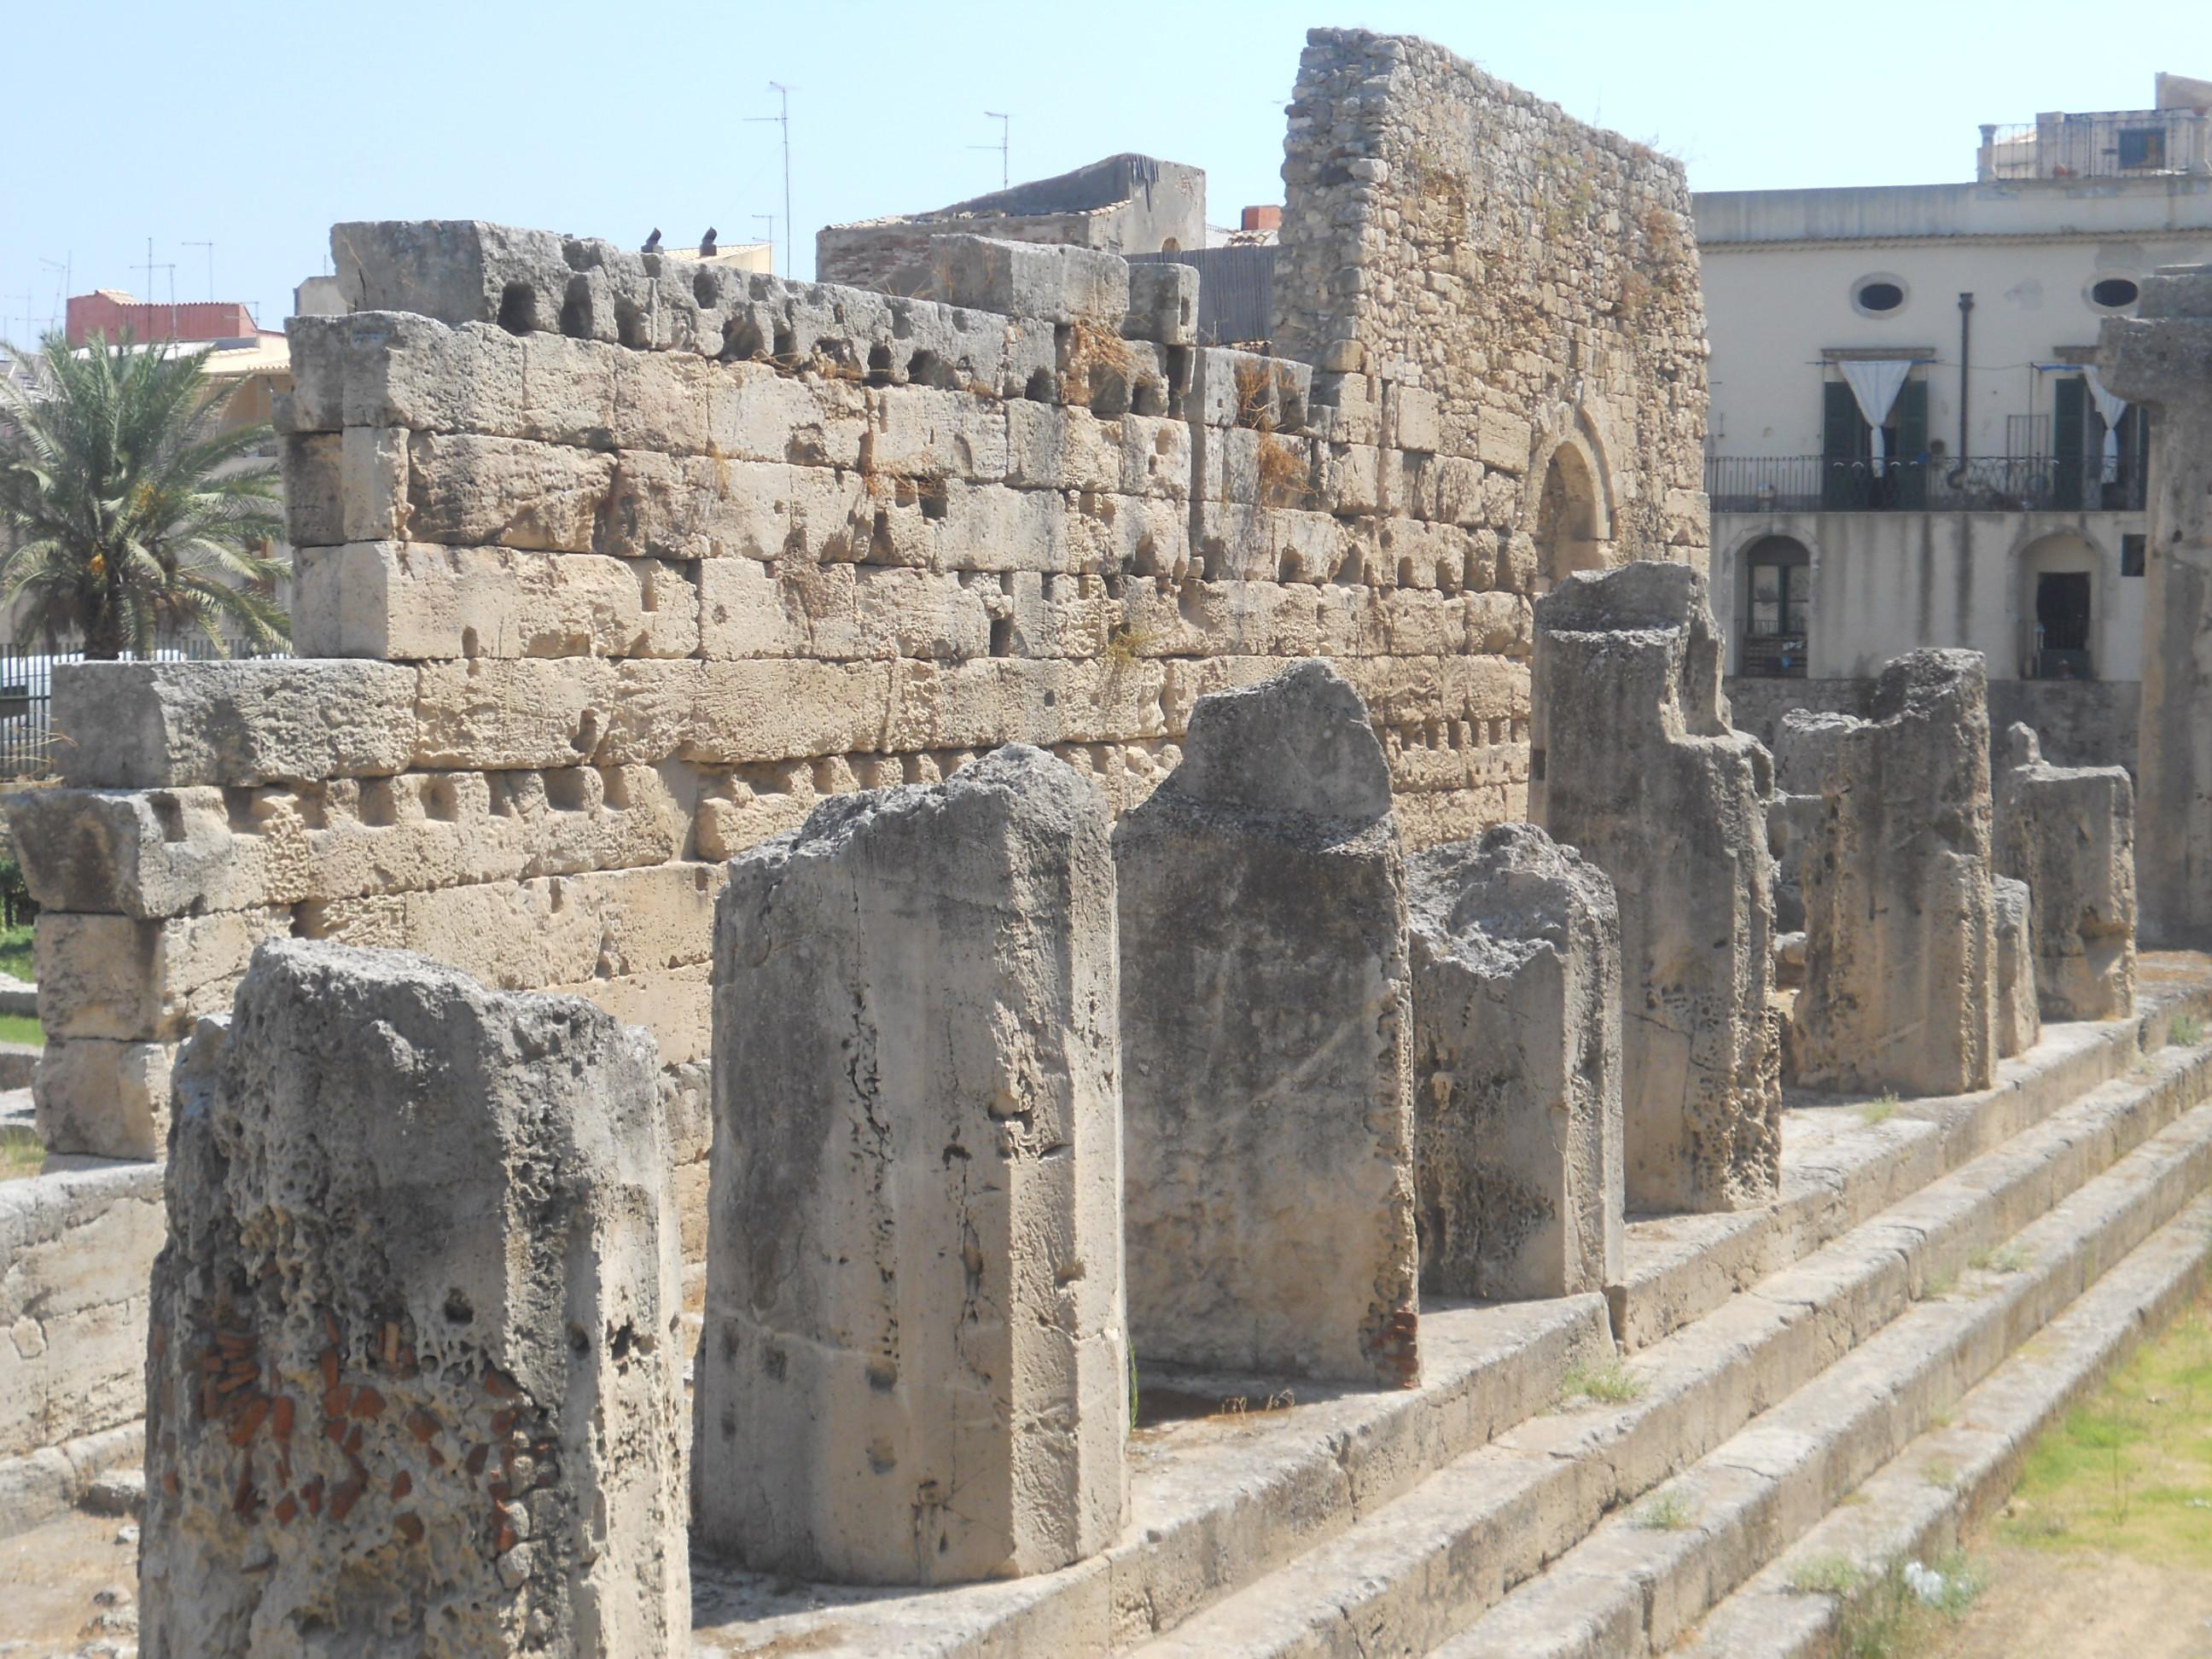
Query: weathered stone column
[
  {"left": 2100, "top": 264, "right": 2212, "bottom": 945},
  {"left": 1532, "top": 562, "right": 1780, "bottom": 1214},
  {"left": 1994, "top": 876, "right": 2041, "bottom": 1058},
  {"left": 1116, "top": 660, "right": 1419, "bottom": 1386},
  {"left": 1407, "top": 824, "right": 1623, "bottom": 1301},
  {"left": 1789, "top": 649, "right": 2001, "bottom": 1097},
  {"left": 695, "top": 744, "right": 1126, "bottom": 1586},
  {"left": 1996, "top": 722, "right": 2138, "bottom": 1021},
  {"left": 142, "top": 940, "right": 686, "bottom": 1658}
]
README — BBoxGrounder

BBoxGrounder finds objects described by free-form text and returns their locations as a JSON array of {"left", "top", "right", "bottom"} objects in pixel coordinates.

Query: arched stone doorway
[
  {"left": 1534, "top": 442, "right": 1607, "bottom": 592},
  {"left": 1738, "top": 533, "right": 1812, "bottom": 678},
  {"left": 2019, "top": 531, "right": 2100, "bottom": 681}
]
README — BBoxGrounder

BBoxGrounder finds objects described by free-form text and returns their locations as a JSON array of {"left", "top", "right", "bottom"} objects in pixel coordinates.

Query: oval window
[
  {"left": 2089, "top": 276, "right": 2139, "bottom": 309},
  {"left": 1854, "top": 280, "right": 1905, "bottom": 313}
]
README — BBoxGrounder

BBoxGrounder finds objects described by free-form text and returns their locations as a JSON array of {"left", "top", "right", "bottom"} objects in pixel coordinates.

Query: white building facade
[{"left": 1697, "top": 73, "right": 2212, "bottom": 763}]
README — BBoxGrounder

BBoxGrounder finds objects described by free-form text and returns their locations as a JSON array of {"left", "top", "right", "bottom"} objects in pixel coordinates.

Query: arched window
[
  {"left": 2020, "top": 533, "right": 2098, "bottom": 681},
  {"left": 1741, "top": 536, "right": 1810, "bottom": 678},
  {"left": 1534, "top": 445, "right": 1604, "bottom": 591}
]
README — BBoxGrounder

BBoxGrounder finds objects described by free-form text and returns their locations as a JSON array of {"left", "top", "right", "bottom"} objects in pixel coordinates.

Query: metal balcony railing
[
  {"left": 1738, "top": 633, "right": 1807, "bottom": 680},
  {"left": 1705, "top": 455, "right": 2146, "bottom": 515},
  {"left": 1979, "top": 110, "right": 2212, "bottom": 182}
]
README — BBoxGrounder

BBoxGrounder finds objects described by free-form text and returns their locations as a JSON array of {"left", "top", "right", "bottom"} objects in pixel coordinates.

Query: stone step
[
  {"left": 1429, "top": 1095, "right": 2212, "bottom": 1657},
  {"left": 1673, "top": 1190, "right": 2212, "bottom": 1659},
  {"left": 1122, "top": 1030, "right": 2212, "bottom": 1659}
]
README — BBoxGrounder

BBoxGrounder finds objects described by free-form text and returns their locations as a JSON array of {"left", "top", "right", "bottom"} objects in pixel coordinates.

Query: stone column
[
  {"left": 1789, "top": 650, "right": 2000, "bottom": 1097},
  {"left": 695, "top": 744, "right": 1126, "bottom": 1586},
  {"left": 1407, "top": 824, "right": 1623, "bottom": 1301},
  {"left": 2100, "top": 264, "right": 2212, "bottom": 945},
  {"left": 1533, "top": 562, "right": 1780, "bottom": 1214},
  {"left": 1994, "top": 722, "right": 2137, "bottom": 1021},
  {"left": 1994, "top": 876, "right": 2041, "bottom": 1058},
  {"left": 1115, "top": 660, "right": 1420, "bottom": 1387},
  {"left": 142, "top": 940, "right": 686, "bottom": 1658}
]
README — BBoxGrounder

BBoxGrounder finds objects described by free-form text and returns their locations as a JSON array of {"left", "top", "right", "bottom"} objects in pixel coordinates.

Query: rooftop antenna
[
  {"left": 185, "top": 240, "right": 214, "bottom": 302},
  {"left": 38, "top": 255, "right": 70, "bottom": 335},
  {"left": 7, "top": 292, "right": 32, "bottom": 348},
  {"left": 972, "top": 112, "right": 1010, "bottom": 189},
  {"left": 748, "top": 84, "right": 795, "bottom": 279},
  {"left": 137, "top": 240, "right": 177, "bottom": 341}
]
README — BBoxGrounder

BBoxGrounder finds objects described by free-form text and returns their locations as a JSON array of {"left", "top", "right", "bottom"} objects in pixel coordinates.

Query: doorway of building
[{"left": 2034, "top": 570, "right": 2092, "bottom": 678}]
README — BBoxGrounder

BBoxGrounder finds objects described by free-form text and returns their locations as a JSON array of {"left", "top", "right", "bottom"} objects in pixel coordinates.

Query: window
[
  {"left": 2122, "top": 533, "right": 2146, "bottom": 578},
  {"left": 1852, "top": 276, "right": 1906, "bottom": 315},
  {"left": 1821, "top": 375, "right": 1930, "bottom": 509},
  {"left": 2117, "top": 128, "right": 2167, "bottom": 171},
  {"left": 1741, "top": 541, "right": 1810, "bottom": 678},
  {"left": 2089, "top": 276, "right": 2140, "bottom": 310},
  {"left": 1749, "top": 560, "right": 1807, "bottom": 638}
]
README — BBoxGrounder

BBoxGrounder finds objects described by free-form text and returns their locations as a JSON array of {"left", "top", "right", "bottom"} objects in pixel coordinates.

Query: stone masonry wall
[{"left": 1274, "top": 29, "right": 1710, "bottom": 583}]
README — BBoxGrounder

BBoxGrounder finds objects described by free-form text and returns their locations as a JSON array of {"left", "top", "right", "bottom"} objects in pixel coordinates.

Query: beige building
[{"left": 1697, "top": 72, "right": 2212, "bottom": 761}]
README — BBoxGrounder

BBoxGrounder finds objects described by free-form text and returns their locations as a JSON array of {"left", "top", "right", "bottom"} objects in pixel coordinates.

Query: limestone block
[
  {"left": 863, "top": 386, "right": 1010, "bottom": 481},
  {"left": 697, "top": 559, "right": 991, "bottom": 661},
  {"left": 0, "top": 1161, "right": 166, "bottom": 1463},
  {"left": 413, "top": 659, "right": 618, "bottom": 771},
  {"left": 1185, "top": 347, "right": 1310, "bottom": 430},
  {"left": 1533, "top": 562, "right": 1779, "bottom": 1214},
  {"left": 296, "top": 543, "right": 697, "bottom": 661},
  {"left": 1390, "top": 383, "right": 1444, "bottom": 454},
  {"left": 330, "top": 218, "right": 572, "bottom": 332},
  {"left": 923, "top": 234, "right": 1130, "bottom": 325},
  {"left": 1407, "top": 824, "right": 1623, "bottom": 1301},
  {"left": 1766, "top": 789, "right": 1823, "bottom": 934},
  {"left": 55, "top": 660, "right": 418, "bottom": 789},
  {"left": 1006, "top": 401, "right": 1122, "bottom": 492},
  {"left": 32, "top": 1038, "right": 174, "bottom": 1161},
  {"left": 1124, "top": 261, "right": 1198, "bottom": 346},
  {"left": 603, "top": 660, "right": 894, "bottom": 766},
  {"left": 5, "top": 786, "right": 275, "bottom": 920},
  {"left": 35, "top": 907, "right": 290, "bottom": 1043},
  {"left": 1115, "top": 660, "right": 1419, "bottom": 1386},
  {"left": 1994, "top": 722, "right": 2137, "bottom": 1022},
  {"left": 1121, "top": 414, "right": 1193, "bottom": 499},
  {"left": 1994, "top": 876, "right": 2040, "bottom": 1059},
  {"left": 935, "top": 481, "right": 1080, "bottom": 574},
  {"left": 1788, "top": 649, "right": 2000, "bottom": 1097},
  {"left": 400, "top": 433, "right": 614, "bottom": 552},
  {"left": 696, "top": 745, "right": 1126, "bottom": 1585},
  {"left": 1420, "top": 454, "right": 1487, "bottom": 527},
  {"left": 142, "top": 941, "right": 686, "bottom": 1656},
  {"left": 1477, "top": 406, "right": 1532, "bottom": 474},
  {"left": 602, "top": 453, "right": 864, "bottom": 564},
  {"left": 279, "top": 433, "right": 344, "bottom": 548}
]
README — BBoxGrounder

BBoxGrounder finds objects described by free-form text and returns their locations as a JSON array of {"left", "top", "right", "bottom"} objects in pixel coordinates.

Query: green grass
[
  {"left": 1558, "top": 1358, "right": 1645, "bottom": 1406},
  {"left": 1, "top": 1124, "right": 42, "bottom": 1182},
  {"left": 1970, "top": 1243, "right": 2033, "bottom": 1274},
  {"left": 1860, "top": 1091, "right": 1901, "bottom": 1126},
  {"left": 0, "top": 1012, "right": 42, "bottom": 1048},
  {"left": 1922, "top": 1458, "right": 1959, "bottom": 1491},
  {"left": 1919, "top": 1268, "right": 1959, "bottom": 1301},
  {"left": 1794, "top": 1552, "right": 1984, "bottom": 1658},
  {"left": 0, "top": 922, "right": 29, "bottom": 987},
  {"left": 1997, "top": 1288, "right": 2212, "bottom": 1568},
  {"left": 2170, "top": 1014, "right": 2204, "bottom": 1049},
  {"left": 1635, "top": 1488, "right": 1698, "bottom": 1531},
  {"left": 1786, "top": 1551, "right": 1863, "bottom": 1597}
]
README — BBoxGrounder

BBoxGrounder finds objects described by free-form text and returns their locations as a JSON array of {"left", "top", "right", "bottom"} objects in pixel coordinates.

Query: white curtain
[
  {"left": 2083, "top": 367, "right": 2129, "bottom": 484},
  {"left": 1837, "top": 359, "right": 1917, "bottom": 476}
]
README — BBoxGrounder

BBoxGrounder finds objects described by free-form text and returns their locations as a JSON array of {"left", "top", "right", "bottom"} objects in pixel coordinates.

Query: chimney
[{"left": 1241, "top": 205, "right": 1283, "bottom": 232}]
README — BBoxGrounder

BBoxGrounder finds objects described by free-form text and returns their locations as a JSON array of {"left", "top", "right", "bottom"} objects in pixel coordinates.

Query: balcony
[
  {"left": 1705, "top": 455, "right": 2146, "bottom": 515},
  {"left": 1979, "top": 110, "right": 2211, "bottom": 182},
  {"left": 1738, "top": 633, "right": 1807, "bottom": 680}
]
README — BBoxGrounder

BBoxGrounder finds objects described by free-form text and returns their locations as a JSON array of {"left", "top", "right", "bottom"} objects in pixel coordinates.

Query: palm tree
[{"left": 0, "top": 329, "right": 288, "bottom": 659}]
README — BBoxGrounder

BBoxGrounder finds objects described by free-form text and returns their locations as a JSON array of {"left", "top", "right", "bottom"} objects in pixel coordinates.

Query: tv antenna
[
  {"left": 747, "top": 84, "right": 795, "bottom": 278},
  {"left": 972, "top": 112, "right": 1010, "bottom": 189},
  {"left": 38, "top": 255, "right": 70, "bottom": 334}
]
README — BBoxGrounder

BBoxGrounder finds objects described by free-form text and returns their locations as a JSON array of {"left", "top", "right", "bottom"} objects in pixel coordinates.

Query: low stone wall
[
  {"left": 0, "top": 1159, "right": 164, "bottom": 1528},
  {"left": 1726, "top": 675, "right": 2139, "bottom": 773}
]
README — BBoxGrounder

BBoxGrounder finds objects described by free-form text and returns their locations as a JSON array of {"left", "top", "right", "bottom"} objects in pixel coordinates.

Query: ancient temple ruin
[{"left": 5, "top": 29, "right": 2209, "bottom": 1659}]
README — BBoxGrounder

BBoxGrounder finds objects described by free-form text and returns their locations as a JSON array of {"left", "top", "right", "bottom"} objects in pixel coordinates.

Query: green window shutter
[
  {"left": 1822, "top": 380, "right": 1861, "bottom": 509},
  {"left": 2053, "top": 375, "right": 2085, "bottom": 510},
  {"left": 1894, "top": 377, "right": 1929, "bottom": 508}
]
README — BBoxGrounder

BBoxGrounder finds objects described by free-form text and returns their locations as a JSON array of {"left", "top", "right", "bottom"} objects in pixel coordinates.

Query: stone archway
[
  {"left": 2017, "top": 530, "right": 2102, "bottom": 681},
  {"left": 1534, "top": 439, "right": 1608, "bottom": 593}
]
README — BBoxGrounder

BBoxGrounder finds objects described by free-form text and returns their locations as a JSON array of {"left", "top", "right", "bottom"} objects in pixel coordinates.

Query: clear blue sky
[{"left": 0, "top": 0, "right": 2185, "bottom": 341}]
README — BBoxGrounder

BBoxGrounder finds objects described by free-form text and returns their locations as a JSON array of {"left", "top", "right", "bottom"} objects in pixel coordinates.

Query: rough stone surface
[
  {"left": 2100, "top": 264, "right": 2212, "bottom": 946},
  {"left": 1788, "top": 649, "right": 2000, "bottom": 1097},
  {"left": 1994, "top": 875, "right": 2040, "bottom": 1058},
  {"left": 1996, "top": 721, "right": 2138, "bottom": 1022},
  {"left": 1115, "top": 660, "right": 1419, "bottom": 1385},
  {"left": 1532, "top": 562, "right": 1779, "bottom": 1214},
  {"left": 695, "top": 744, "right": 1126, "bottom": 1586},
  {"left": 1407, "top": 823, "right": 1623, "bottom": 1301},
  {"left": 141, "top": 940, "right": 686, "bottom": 1656}
]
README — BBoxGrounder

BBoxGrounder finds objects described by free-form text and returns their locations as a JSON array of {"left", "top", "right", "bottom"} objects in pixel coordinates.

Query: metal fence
[
  {"left": 1127, "top": 246, "right": 1277, "bottom": 347},
  {"left": 1705, "top": 455, "right": 2147, "bottom": 515},
  {"left": 0, "top": 635, "right": 291, "bottom": 780},
  {"left": 1981, "top": 111, "right": 2210, "bottom": 182}
]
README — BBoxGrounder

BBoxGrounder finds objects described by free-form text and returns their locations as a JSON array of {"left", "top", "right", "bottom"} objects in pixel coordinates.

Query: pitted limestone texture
[
  {"left": 1407, "top": 823, "right": 1623, "bottom": 1301},
  {"left": 139, "top": 940, "right": 686, "bottom": 1658},
  {"left": 695, "top": 744, "right": 1126, "bottom": 1586},
  {"left": 1115, "top": 659, "right": 1419, "bottom": 1387},
  {"left": 2099, "top": 264, "right": 2212, "bottom": 946},
  {"left": 1994, "top": 875, "right": 2040, "bottom": 1059},
  {"left": 1532, "top": 562, "right": 1779, "bottom": 1214},
  {"left": 1995, "top": 721, "right": 2137, "bottom": 1022},
  {"left": 1789, "top": 649, "right": 2000, "bottom": 1097}
]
